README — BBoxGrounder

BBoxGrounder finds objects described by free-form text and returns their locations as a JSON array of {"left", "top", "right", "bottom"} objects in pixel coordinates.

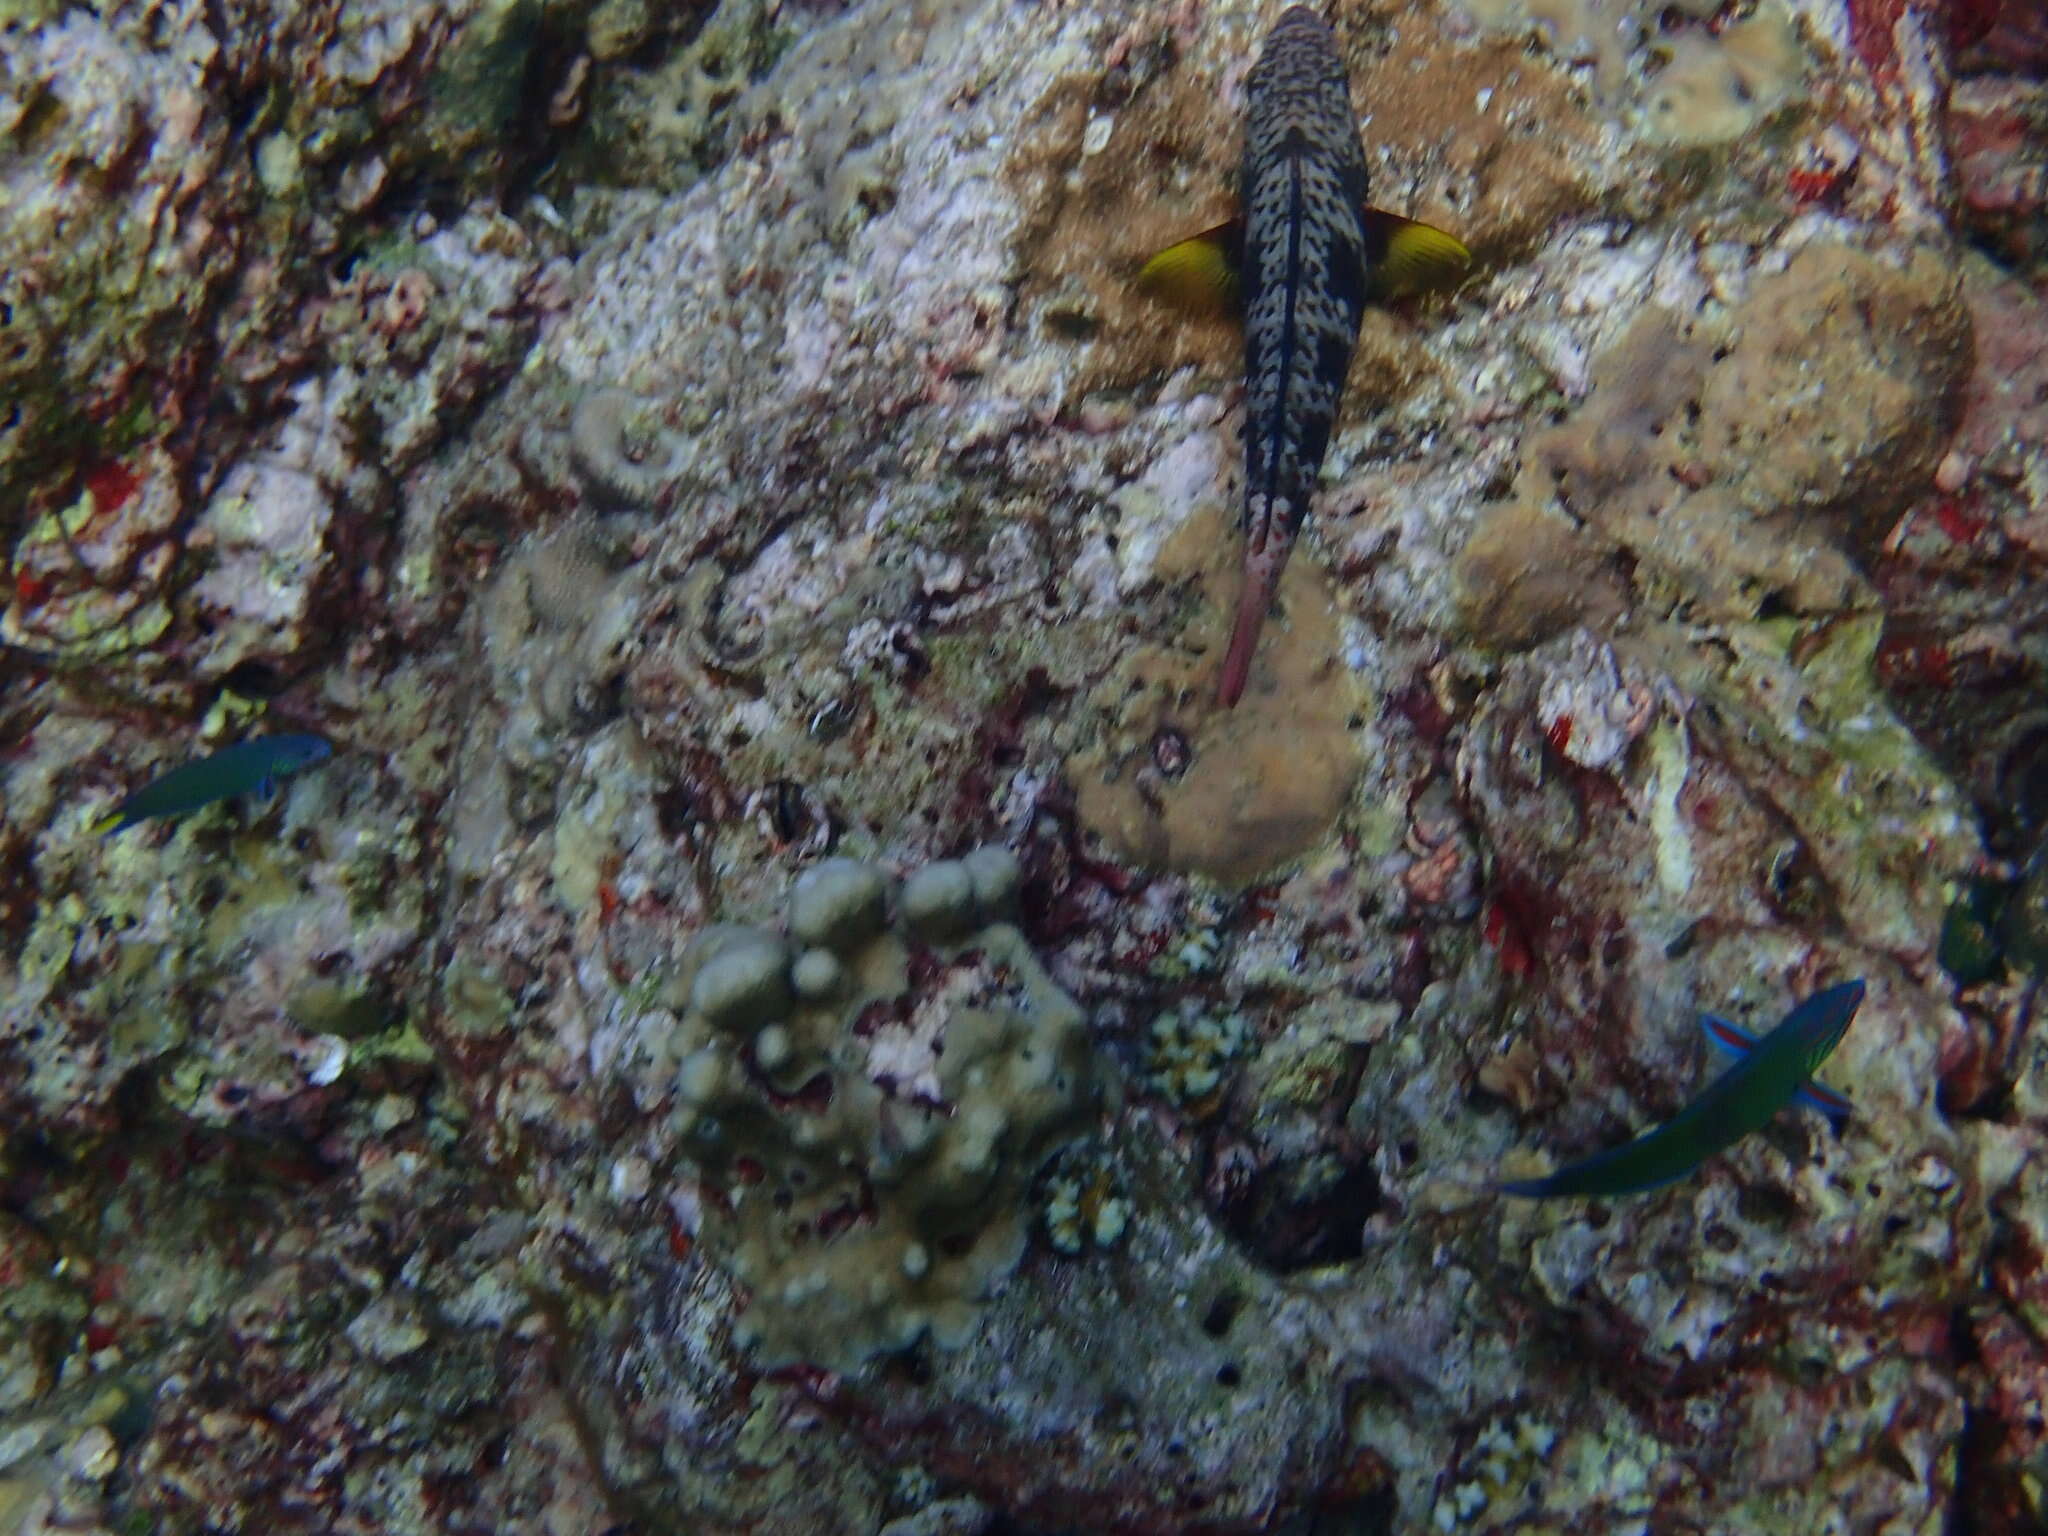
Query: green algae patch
[
  {"left": 1663, "top": 613, "right": 1979, "bottom": 955},
  {"left": 425, "top": 0, "right": 544, "bottom": 156},
  {"left": 200, "top": 837, "right": 317, "bottom": 954}
]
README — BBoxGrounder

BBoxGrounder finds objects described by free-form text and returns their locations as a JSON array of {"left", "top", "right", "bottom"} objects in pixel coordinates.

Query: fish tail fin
[{"left": 1218, "top": 554, "right": 1283, "bottom": 708}]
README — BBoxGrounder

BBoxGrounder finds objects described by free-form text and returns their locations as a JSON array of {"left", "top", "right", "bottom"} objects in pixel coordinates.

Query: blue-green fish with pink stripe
[
  {"left": 94, "top": 733, "right": 332, "bottom": 836},
  {"left": 1499, "top": 980, "right": 1866, "bottom": 1199}
]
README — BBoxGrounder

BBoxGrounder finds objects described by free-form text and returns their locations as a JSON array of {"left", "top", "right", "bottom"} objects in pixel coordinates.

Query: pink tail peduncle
[{"left": 1217, "top": 562, "right": 1281, "bottom": 708}]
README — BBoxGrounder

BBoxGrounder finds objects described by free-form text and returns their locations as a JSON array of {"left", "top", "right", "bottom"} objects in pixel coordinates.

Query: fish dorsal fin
[
  {"left": 1362, "top": 210, "right": 1473, "bottom": 299},
  {"left": 1136, "top": 220, "right": 1244, "bottom": 320}
]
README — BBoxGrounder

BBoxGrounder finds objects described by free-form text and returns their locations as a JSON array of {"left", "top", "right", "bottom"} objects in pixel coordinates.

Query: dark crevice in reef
[
  {"left": 1875, "top": 612, "right": 2048, "bottom": 860},
  {"left": 1305, "top": 1484, "right": 1400, "bottom": 1536},
  {"left": 1210, "top": 1149, "right": 1385, "bottom": 1275},
  {"left": 1949, "top": 1390, "right": 2041, "bottom": 1534}
]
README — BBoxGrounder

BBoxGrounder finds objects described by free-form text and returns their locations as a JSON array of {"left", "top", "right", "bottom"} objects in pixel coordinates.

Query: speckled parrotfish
[
  {"left": 1498, "top": 980, "right": 1866, "bottom": 1199},
  {"left": 93, "top": 733, "right": 333, "bottom": 836},
  {"left": 1139, "top": 6, "right": 1472, "bottom": 707}
]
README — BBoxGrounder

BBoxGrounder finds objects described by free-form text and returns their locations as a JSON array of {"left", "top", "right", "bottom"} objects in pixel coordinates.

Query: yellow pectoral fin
[
  {"left": 1136, "top": 220, "right": 1243, "bottom": 320},
  {"left": 1363, "top": 210, "right": 1473, "bottom": 299}
]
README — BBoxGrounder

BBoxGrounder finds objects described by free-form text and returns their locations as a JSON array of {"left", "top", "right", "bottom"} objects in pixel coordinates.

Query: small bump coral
[
  {"left": 1143, "top": 1004, "right": 1248, "bottom": 1108},
  {"left": 657, "top": 847, "right": 1106, "bottom": 1369},
  {"left": 1037, "top": 1141, "right": 1131, "bottom": 1256}
]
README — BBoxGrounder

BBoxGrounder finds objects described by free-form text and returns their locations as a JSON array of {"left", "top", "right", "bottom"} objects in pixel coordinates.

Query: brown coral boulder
[{"left": 1699, "top": 243, "right": 1973, "bottom": 549}]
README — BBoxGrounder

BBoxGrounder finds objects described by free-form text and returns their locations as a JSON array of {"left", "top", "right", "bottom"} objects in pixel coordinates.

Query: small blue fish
[
  {"left": 1498, "top": 980, "right": 1866, "bottom": 1199},
  {"left": 94, "top": 734, "right": 333, "bottom": 836}
]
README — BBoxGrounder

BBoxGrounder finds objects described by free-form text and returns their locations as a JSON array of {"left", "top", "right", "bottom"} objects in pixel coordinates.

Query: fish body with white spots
[
  {"left": 1137, "top": 9, "right": 1471, "bottom": 706},
  {"left": 1225, "top": 5, "right": 1374, "bottom": 707}
]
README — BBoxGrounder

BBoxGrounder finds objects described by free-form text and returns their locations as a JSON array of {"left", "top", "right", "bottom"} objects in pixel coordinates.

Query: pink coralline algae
[
  {"left": 1960, "top": 0, "right": 2048, "bottom": 72},
  {"left": 1850, "top": 0, "right": 2002, "bottom": 72}
]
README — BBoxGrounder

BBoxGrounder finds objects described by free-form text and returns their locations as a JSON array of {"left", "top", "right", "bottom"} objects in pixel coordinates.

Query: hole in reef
[
  {"left": 1041, "top": 306, "right": 1099, "bottom": 341},
  {"left": 1213, "top": 1155, "right": 1384, "bottom": 1274},
  {"left": 217, "top": 658, "right": 286, "bottom": 699},
  {"left": 1214, "top": 1362, "right": 1241, "bottom": 1389},
  {"left": 1322, "top": 1481, "right": 1400, "bottom": 1536},
  {"left": 1200, "top": 1289, "right": 1242, "bottom": 1338},
  {"left": 1736, "top": 1182, "right": 1801, "bottom": 1227},
  {"left": 1753, "top": 588, "right": 1792, "bottom": 622},
  {"left": 878, "top": 1343, "right": 934, "bottom": 1388},
  {"left": 1995, "top": 723, "right": 2048, "bottom": 846}
]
